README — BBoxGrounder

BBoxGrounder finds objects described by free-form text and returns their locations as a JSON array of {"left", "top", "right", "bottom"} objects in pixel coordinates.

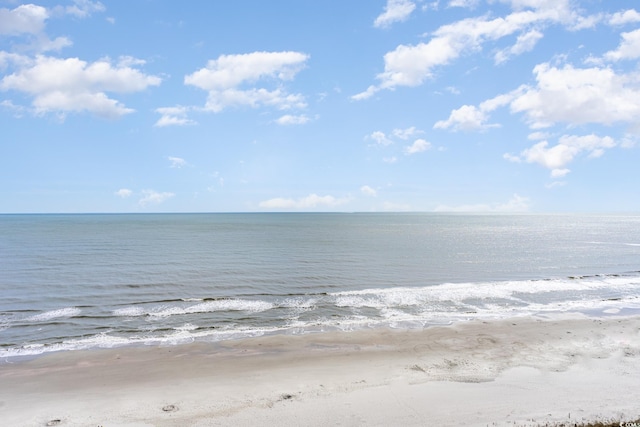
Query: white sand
[{"left": 1, "top": 314, "right": 639, "bottom": 427}]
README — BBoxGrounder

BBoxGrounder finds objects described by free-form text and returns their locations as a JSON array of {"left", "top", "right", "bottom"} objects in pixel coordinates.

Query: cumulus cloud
[
  {"left": 609, "top": 9, "right": 640, "bottom": 26},
  {"left": 374, "top": 0, "right": 416, "bottom": 29},
  {"left": 441, "top": 62, "right": 640, "bottom": 133},
  {"left": 510, "top": 63, "right": 640, "bottom": 129},
  {"left": 275, "top": 114, "right": 309, "bottom": 125},
  {"left": 434, "top": 194, "right": 530, "bottom": 212},
  {"left": 368, "top": 130, "right": 394, "bottom": 146},
  {"left": 494, "top": 29, "right": 543, "bottom": 64},
  {"left": 392, "top": 126, "right": 422, "bottom": 140},
  {"left": 435, "top": 91, "right": 518, "bottom": 131},
  {"left": 139, "top": 190, "right": 175, "bottom": 206},
  {"left": 115, "top": 188, "right": 132, "bottom": 198},
  {"left": 1, "top": 55, "right": 161, "bottom": 119},
  {"left": 167, "top": 156, "right": 187, "bottom": 168},
  {"left": 353, "top": 0, "right": 589, "bottom": 99},
  {"left": 184, "top": 51, "right": 309, "bottom": 113},
  {"left": 259, "top": 193, "right": 349, "bottom": 210},
  {"left": 62, "top": 0, "right": 105, "bottom": 18},
  {"left": 604, "top": 29, "right": 640, "bottom": 61},
  {"left": 504, "top": 134, "right": 616, "bottom": 177},
  {"left": 154, "top": 106, "right": 196, "bottom": 127},
  {"left": 404, "top": 138, "right": 432, "bottom": 154},
  {"left": 0, "top": 4, "right": 48, "bottom": 35},
  {"left": 360, "top": 185, "right": 377, "bottom": 197}
]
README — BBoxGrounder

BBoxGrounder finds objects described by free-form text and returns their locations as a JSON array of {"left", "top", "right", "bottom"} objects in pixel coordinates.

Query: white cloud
[
  {"left": 361, "top": 185, "right": 377, "bottom": 197},
  {"left": 505, "top": 134, "right": 616, "bottom": 176},
  {"left": 0, "top": 4, "right": 48, "bottom": 35},
  {"left": 275, "top": 114, "right": 309, "bottom": 125},
  {"left": 374, "top": 0, "right": 416, "bottom": 29},
  {"left": 604, "top": 29, "right": 640, "bottom": 61},
  {"left": 434, "top": 104, "right": 490, "bottom": 131},
  {"left": 184, "top": 51, "right": 309, "bottom": 113},
  {"left": 354, "top": 0, "right": 590, "bottom": 99},
  {"left": 259, "top": 193, "right": 350, "bottom": 210},
  {"left": 550, "top": 168, "right": 570, "bottom": 178},
  {"left": 453, "top": 62, "right": 640, "bottom": 132},
  {"left": 435, "top": 90, "right": 518, "bottom": 131},
  {"left": 392, "top": 126, "right": 422, "bottom": 140},
  {"left": 369, "top": 130, "right": 394, "bottom": 146},
  {"left": 154, "top": 106, "right": 196, "bottom": 127},
  {"left": 527, "top": 131, "right": 550, "bottom": 140},
  {"left": 609, "top": 9, "right": 640, "bottom": 26},
  {"left": 139, "top": 190, "right": 175, "bottom": 206},
  {"left": 115, "top": 188, "right": 132, "bottom": 198},
  {"left": 448, "top": 0, "right": 479, "bottom": 8},
  {"left": 1, "top": 55, "right": 161, "bottom": 119},
  {"left": 167, "top": 156, "right": 187, "bottom": 168},
  {"left": 404, "top": 138, "right": 432, "bottom": 154},
  {"left": 510, "top": 63, "right": 640, "bottom": 129},
  {"left": 494, "top": 29, "right": 543, "bottom": 64},
  {"left": 63, "top": 0, "right": 105, "bottom": 18},
  {"left": 383, "top": 156, "right": 398, "bottom": 163},
  {"left": 434, "top": 194, "right": 530, "bottom": 212}
]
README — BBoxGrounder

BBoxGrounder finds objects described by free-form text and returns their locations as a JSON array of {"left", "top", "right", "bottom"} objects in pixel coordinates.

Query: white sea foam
[
  {"left": 26, "top": 307, "right": 81, "bottom": 322},
  {"left": 113, "top": 306, "right": 144, "bottom": 317},
  {"left": 149, "top": 299, "right": 274, "bottom": 317}
]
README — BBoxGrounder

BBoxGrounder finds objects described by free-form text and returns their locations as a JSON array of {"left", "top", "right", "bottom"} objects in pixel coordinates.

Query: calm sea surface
[{"left": 1, "top": 213, "right": 639, "bottom": 358}]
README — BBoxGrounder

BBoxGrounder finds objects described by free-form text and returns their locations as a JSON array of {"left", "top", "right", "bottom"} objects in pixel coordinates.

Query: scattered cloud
[
  {"left": 434, "top": 194, "right": 530, "bottom": 212},
  {"left": 510, "top": 63, "right": 640, "bottom": 129},
  {"left": 392, "top": 126, "right": 422, "bottom": 140},
  {"left": 404, "top": 138, "right": 431, "bottom": 154},
  {"left": 608, "top": 9, "right": 640, "bottom": 26},
  {"left": 504, "top": 134, "right": 616, "bottom": 177},
  {"left": 275, "top": 114, "right": 310, "bottom": 125},
  {"left": 440, "top": 61, "right": 640, "bottom": 133},
  {"left": 259, "top": 193, "right": 350, "bottom": 210},
  {"left": 167, "top": 156, "right": 187, "bottom": 168},
  {"left": 1, "top": 55, "right": 161, "bottom": 119},
  {"left": 374, "top": 0, "right": 416, "bottom": 29},
  {"left": 61, "top": 0, "right": 105, "bottom": 18},
  {"left": 435, "top": 91, "right": 517, "bottom": 131},
  {"left": 368, "top": 130, "right": 394, "bottom": 146},
  {"left": 0, "top": 4, "right": 48, "bottom": 36},
  {"left": 448, "top": 0, "right": 479, "bottom": 9},
  {"left": 184, "top": 51, "right": 309, "bottom": 113},
  {"left": 604, "top": 29, "right": 640, "bottom": 62},
  {"left": 154, "top": 106, "right": 196, "bottom": 127},
  {"left": 494, "top": 29, "right": 543, "bottom": 64},
  {"left": 360, "top": 185, "right": 377, "bottom": 197},
  {"left": 353, "top": 0, "right": 592, "bottom": 99},
  {"left": 115, "top": 188, "right": 132, "bottom": 198},
  {"left": 139, "top": 190, "right": 175, "bottom": 206}
]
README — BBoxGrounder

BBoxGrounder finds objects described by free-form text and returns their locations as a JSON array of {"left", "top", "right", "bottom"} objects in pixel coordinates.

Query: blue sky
[{"left": 1, "top": 0, "right": 639, "bottom": 213}]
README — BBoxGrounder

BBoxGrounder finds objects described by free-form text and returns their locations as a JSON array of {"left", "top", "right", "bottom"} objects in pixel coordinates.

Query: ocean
[{"left": 1, "top": 213, "right": 639, "bottom": 359}]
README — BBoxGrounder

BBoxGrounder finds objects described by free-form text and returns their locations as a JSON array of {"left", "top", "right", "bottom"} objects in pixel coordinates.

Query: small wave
[
  {"left": 113, "top": 306, "right": 145, "bottom": 317},
  {"left": 149, "top": 299, "right": 274, "bottom": 318},
  {"left": 26, "top": 307, "right": 81, "bottom": 322}
]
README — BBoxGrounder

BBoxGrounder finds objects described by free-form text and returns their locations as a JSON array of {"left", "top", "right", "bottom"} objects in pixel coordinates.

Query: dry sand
[{"left": 1, "top": 314, "right": 639, "bottom": 426}]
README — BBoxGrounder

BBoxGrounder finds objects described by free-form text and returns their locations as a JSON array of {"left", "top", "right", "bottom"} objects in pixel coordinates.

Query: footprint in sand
[{"left": 162, "top": 405, "right": 178, "bottom": 412}]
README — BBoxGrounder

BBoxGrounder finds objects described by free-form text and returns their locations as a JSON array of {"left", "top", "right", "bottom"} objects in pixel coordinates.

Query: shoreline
[{"left": 1, "top": 314, "right": 639, "bottom": 426}]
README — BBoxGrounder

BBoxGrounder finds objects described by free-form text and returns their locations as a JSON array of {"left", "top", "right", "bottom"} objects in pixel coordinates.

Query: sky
[{"left": 1, "top": 0, "right": 639, "bottom": 213}]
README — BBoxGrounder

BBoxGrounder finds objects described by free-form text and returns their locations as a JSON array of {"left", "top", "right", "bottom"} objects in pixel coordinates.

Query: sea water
[{"left": 1, "top": 213, "right": 639, "bottom": 359}]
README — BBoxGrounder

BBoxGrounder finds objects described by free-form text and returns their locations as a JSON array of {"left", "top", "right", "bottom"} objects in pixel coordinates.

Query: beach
[{"left": 2, "top": 314, "right": 639, "bottom": 427}]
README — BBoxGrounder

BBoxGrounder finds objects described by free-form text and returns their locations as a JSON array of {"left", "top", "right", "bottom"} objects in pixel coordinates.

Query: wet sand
[{"left": 1, "top": 314, "right": 639, "bottom": 426}]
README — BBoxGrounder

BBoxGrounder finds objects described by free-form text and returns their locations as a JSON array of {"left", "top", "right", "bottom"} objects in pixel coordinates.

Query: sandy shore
[{"left": 1, "top": 314, "right": 639, "bottom": 427}]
